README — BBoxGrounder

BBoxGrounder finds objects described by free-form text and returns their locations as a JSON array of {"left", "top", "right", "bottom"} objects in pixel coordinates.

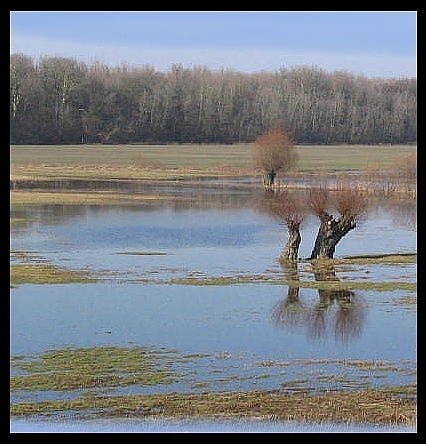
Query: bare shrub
[{"left": 253, "top": 121, "right": 297, "bottom": 189}]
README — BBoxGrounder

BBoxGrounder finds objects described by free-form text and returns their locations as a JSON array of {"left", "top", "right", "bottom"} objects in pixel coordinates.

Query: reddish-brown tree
[{"left": 253, "top": 122, "right": 297, "bottom": 190}]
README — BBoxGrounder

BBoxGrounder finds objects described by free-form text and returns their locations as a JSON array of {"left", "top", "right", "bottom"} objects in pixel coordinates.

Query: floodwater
[
  {"left": 10, "top": 184, "right": 417, "bottom": 432},
  {"left": 10, "top": 417, "right": 417, "bottom": 433}
]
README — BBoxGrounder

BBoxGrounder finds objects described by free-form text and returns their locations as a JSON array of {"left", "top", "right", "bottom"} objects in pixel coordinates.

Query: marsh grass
[
  {"left": 162, "top": 275, "right": 416, "bottom": 292},
  {"left": 10, "top": 346, "right": 416, "bottom": 425},
  {"left": 10, "top": 387, "right": 416, "bottom": 425},
  {"left": 10, "top": 264, "right": 96, "bottom": 286},
  {"left": 10, "top": 254, "right": 416, "bottom": 290},
  {"left": 341, "top": 253, "right": 417, "bottom": 264},
  {"left": 10, "top": 346, "right": 180, "bottom": 392}
]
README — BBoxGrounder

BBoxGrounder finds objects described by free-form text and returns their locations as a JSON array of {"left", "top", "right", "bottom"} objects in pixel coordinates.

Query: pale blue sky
[{"left": 10, "top": 11, "right": 417, "bottom": 78}]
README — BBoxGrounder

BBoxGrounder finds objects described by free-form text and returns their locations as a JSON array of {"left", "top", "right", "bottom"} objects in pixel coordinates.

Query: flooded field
[{"left": 10, "top": 182, "right": 416, "bottom": 432}]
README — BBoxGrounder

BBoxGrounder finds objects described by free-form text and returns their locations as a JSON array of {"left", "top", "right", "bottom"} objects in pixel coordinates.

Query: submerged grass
[
  {"left": 162, "top": 275, "right": 416, "bottom": 292},
  {"left": 10, "top": 387, "right": 416, "bottom": 425},
  {"left": 10, "top": 346, "right": 416, "bottom": 425},
  {"left": 10, "top": 252, "right": 416, "bottom": 291},
  {"left": 10, "top": 346, "right": 180, "bottom": 391}
]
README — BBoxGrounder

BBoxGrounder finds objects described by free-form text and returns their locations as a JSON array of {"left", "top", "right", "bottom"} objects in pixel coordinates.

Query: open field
[
  {"left": 10, "top": 144, "right": 417, "bottom": 181},
  {"left": 10, "top": 190, "right": 178, "bottom": 206}
]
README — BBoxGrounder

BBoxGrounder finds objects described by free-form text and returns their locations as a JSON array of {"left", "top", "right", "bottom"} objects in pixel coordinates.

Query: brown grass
[{"left": 10, "top": 388, "right": 416, "bottom": 426}]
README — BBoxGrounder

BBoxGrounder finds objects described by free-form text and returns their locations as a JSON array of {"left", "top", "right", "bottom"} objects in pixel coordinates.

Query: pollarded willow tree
[
  {"left": 253, "top": 121, "right": 298, "bottom": 190},
  {"left": 257, "top": 179, "right": 369, "bottom": 261},
  {"left": 266, "top": 191, "right": 307, "bottom": 261},
  {"left": 308, "top": 183, "right": 369, "bottom": 259}
]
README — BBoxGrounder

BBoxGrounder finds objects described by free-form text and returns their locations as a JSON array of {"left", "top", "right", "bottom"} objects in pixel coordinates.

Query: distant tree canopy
[{"left": 10, "top": 54, "right": 417, "bottom": 145}]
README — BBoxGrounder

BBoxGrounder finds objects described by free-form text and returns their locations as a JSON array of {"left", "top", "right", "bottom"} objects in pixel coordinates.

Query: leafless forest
[{"left": 10, "top": 54, "right": 417, "bottom": 145}]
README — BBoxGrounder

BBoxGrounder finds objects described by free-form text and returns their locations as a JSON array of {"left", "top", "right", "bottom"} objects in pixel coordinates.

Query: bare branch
[
  {"left": 333, "top": 181, "right": 368, "bottom": 223},
  {"left": 307, "top": 186, "right": 329, "bottom": 218}
]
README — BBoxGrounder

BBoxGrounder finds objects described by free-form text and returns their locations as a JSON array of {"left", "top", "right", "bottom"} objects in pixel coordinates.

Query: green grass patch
[
  {"left": 10, "top": 264, "right": 96, "bottom": 286},
  {"left": 10, "top": 144, "right": 254, "bottom": 170},
  {"left": 10, "top": 144, "right": 417, "bottom": 181},
  {"left": 10, "top": 346, "right": 180, "bottom": 392},
  {"left": 162, "top": 275, "right": 416, "bottom": 292},
  {"left": 341, "top": 253, "right": 417, "bottom": 264}
]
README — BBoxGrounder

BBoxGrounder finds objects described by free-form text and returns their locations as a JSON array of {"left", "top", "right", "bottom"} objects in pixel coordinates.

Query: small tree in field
[
  {"left": 253, "top": 121, "right": 297, "bottom": 190},
  {"left": 308, "top": 182, "right": 368, "bottom": 259}
]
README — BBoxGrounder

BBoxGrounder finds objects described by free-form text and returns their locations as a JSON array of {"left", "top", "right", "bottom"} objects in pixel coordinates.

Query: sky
[{"left": 10, "top": 11, "right": 417, "bottom": 78}]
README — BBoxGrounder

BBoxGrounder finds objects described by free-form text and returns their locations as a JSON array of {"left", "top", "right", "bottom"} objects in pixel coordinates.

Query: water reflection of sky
[
  {"left": 10, "top": 283, "right": 416, "bottom": 393},
  {"left": 10, "top": 417, "right": 417, "bottom": 433},
  {"left": 10, "top": 205, "right": 416, "bottom": 280},
  {"left": 10, "top": 201, "right": 416, "bottom": 425}
]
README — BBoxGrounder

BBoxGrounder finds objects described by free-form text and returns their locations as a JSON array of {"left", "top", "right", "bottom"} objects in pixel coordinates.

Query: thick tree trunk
[
  {"left": 309, "top": 212, "right": 356, "bottom": 259},
  {"left": 280, "top": 221, "right": 301, "bottom": 261}
]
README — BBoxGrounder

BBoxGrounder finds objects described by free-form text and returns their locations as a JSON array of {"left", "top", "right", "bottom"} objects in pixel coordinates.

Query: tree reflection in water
[
  {"left": 272, "top": 261, "right": 366, "bottom": 343},
  {"left": 271, "top": 262, "right": 307, "bottom": 328}
]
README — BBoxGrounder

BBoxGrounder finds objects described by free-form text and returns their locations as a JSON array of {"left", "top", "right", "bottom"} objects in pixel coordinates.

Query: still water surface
[
  {"left": 10, "top": 189, "right": 416, "bottom": 431},
  {"left": 10, "top": 417, "right": 416, "bottom": 433}
]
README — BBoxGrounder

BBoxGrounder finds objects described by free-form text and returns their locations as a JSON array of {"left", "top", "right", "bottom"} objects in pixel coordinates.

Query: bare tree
[
  {"left": 10, "top": 55, "right": 417, "bottom": 145},
  {"left": 271, "top": 191, "right": 306, "bottom": 261},
  {"left": 253, "top": 121, "right": 298, "bottom": 190},
  {"left": 255, "top": 190, "right": 306, "bottom": 261},
  {"left": 308, "top": 181, "right": 368, "bottom": 259}
]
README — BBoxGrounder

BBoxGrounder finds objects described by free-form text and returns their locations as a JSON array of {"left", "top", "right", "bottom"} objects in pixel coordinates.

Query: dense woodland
[{"left": 10, "top": 54, "right": 417, "bottom": 145}]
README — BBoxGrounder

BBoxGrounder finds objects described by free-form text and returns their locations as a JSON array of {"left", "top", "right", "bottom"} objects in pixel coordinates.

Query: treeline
[{"left": 10, "top": 54, "right": 417, "bottom": 145}]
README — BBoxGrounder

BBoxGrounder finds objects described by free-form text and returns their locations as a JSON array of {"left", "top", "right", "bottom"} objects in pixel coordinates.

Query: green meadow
[{"left": 10, "top": 143, "right": 416, "bottom": 178}]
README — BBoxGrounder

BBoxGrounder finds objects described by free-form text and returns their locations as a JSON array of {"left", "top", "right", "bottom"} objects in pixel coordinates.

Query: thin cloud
[{"left": 11, "top": 33, "right": 416, "bottom": 78}]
